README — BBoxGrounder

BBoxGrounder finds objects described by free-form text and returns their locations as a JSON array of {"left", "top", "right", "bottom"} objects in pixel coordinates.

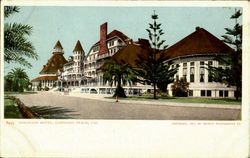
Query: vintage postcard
[{"left": 0, "top": 0, "right": 249, "bottom": 157}]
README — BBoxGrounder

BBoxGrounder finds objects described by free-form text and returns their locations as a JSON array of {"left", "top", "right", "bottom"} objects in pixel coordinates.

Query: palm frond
[{"left": 4, "top": 6, "right": 20, "bottom": 18}]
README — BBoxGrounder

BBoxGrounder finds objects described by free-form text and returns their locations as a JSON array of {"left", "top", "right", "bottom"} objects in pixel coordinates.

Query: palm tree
[
  {"left": 103, "top": 60, "right": 136, "bottom": 97},
  {"left": 5, "top": 68, "right": 30, "bottom": 92},
  {"left": 4, "top": 6, "right": 38, "bottom": 68}
]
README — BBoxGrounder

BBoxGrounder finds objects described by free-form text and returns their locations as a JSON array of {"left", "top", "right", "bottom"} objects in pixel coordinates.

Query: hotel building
[{"left": 32, "top": 23, "right": 237, "bottom": 98}]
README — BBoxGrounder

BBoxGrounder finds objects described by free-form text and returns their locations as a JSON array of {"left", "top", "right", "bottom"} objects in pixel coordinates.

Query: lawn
[
  {"left": 4, "top": 91, "right": 37, "bottom": 95},
  {"left": 4, "top": 97, "right": 23, "bottom": 118},
  {"left": 105, "top": 96, "right": 241, "bottom": 105}
]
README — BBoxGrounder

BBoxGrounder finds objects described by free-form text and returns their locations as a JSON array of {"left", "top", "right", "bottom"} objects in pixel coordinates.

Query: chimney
[{"left": 98, "top": 22, "right": 109, "bottom": 56}]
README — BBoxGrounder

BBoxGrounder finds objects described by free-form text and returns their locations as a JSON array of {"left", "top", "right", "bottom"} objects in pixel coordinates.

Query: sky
[{"left": 4, "top": 6, "right": 242, "bottom": 80}]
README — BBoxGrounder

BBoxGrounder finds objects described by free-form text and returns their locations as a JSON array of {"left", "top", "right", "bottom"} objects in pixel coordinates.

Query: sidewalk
[{"left": 65, "top": 91, "right": 241, "bottom": 110}]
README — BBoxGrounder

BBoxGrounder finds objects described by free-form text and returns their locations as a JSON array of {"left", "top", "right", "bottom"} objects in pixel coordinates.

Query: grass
[
  {"left": 105, "top": 96, "right": 241, "bottom": 105},
  {"left": 4, "top": 97, "right": 23, "bottom": 118},
  {"left": 4, "top": 91, "right": 37, "bottom": 95}
]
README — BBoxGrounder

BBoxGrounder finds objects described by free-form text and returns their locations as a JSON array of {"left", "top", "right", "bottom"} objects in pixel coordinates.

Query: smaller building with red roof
[{"left": 31, "top": 40, "right": 67, "bottom": 90}]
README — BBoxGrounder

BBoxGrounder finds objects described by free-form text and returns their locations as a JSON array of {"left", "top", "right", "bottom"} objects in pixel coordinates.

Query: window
[
  {"left": 208, "top": 61, "right": 213, "bottom": 82},
  {"left": 190, "top": 62, "right": 194, "bottom": 66},
  {"left": 207, "top": 90, "right": 211, "bottom": 97},
  {"left": 189, "top": 90, "right": 193, "bottom": 97},
  {"left": 190, "top": 62, "right": 195, "bottom": 83},
  {"left": 201, "top": 90, "right": 206, "bottom": 96},
  {"left": 200, "top": 61, "right": 205, "bottom": 82},
  {"left": 183, "top": 63, "right": 187, "bottom": 81},
  {"left": 219, "top": 90, "right": 223, "bottom": 97},
  {"left": 224, "top": 90, "right": 228, "bottom": 97},
  {"left": 114, "top": 48, "right": 116, "bottom": 53},
  {"left": 183, "top": 68, "right": 187, "bottom": 81},
  {"left": 93, "top": 46, "right": 99, "bottom": 52}
]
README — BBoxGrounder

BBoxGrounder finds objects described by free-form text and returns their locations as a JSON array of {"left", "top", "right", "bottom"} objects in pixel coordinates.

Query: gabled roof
[
  {"left": 40, "top": 54, "right": 68, "bottom": 73},
  {"left": 107, "top": 30, "right": 129, "bottom": 42},
  {"left": 93, "top": 29, "right": 129, "bottom": 47},
  {"left": 54, "top": 40, "right": 63, "bottom": 49},
  {"left": 73, "top": 40, "right": 84, "bottom": 52},
  {"left": 32, "top": 76, "right": 58, "bottom": 81},
  {"left": 100, "top": 28, "right": 234, "bottom": 70},
  {"left": 87, "top": 29, "right": 129, "bottom": 57},
  {"left": 164, "top": 27, "right": 234, "bottom": 59},
  {"left": 99, "top": 43, "right": 149, "bottom": 69}
]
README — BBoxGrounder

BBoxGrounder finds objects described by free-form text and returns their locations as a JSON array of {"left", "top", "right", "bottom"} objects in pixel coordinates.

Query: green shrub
[
  {"left": 37, "top": 82, "right": 42, "bottom": 91},
  {"left": 45, "top": 86, "right": 49, "bottom": 91},
  {"left": 53, "top": 82, "right": 57, "bottom": 88},
  {"left": 171, "top": 78, "right": 189, "bottom": 97}
]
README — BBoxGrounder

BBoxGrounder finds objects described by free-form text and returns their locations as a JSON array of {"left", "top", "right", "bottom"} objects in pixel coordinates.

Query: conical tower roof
[
  {"left": 40, "top": 53, "right": 67, "bottom": 74},
  {"left": 164, "top": 27, "right": 233, "bottom": 59},
  {"left": 54, "top": 40, "right": 63, "bottom": 49},
  {"left": 73, "top": 40, "right": 84, "bottom": 52}
]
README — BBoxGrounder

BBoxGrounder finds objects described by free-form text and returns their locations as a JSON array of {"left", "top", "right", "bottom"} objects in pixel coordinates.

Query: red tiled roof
[
  {"left": 54, "top": 40, "right": 63, "bottom": 49},
  {"left": 99, "top": 43, "right": 149, "bottom": 69},
  {"left": 164, "top": 27, "right": 233, "bottom": 59},
  {"left": 107, "top": 30, "right": 129, "bottom": 41},
  {"left": 32, "top": 76, "right": 58, "bottom": 81},
  {"left": 93, "top": 29, "right": 129, "bottom": 46},
  {"left": 40, "top": 54, "right": 68, "bottom": 73},
  {"left": 73, "top": 40, "right": 84, "bottom": 52},
  {"left": 100, "top": 28, "right": 234, "bottom": 69}
]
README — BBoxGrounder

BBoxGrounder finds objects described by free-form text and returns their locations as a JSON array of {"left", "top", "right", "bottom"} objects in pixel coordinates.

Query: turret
[{"left": 53, "top": 40, "right": 64, "bottom": 55}]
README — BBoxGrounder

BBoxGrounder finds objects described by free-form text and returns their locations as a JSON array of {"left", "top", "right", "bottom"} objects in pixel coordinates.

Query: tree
[
  {"left": 171, "top": 78, "right": 189, "bottom": 97},
  {"left": 103, "top": 59, "right": 136, "bottom": 97},
  {"left": 207, "top": 9, "right": 242, "bottom": 101},
  {"left": 5, "top": 68, "right": 30, "bottom": 92},
  {"left": 133, "top": 11, "right": 177, "bottom": 99},
  {"left": 4, "top": 6, "right": 38, "bottom": 68},
  {"left": 37, "top": 82, "right": 42, "bottom": 91}
]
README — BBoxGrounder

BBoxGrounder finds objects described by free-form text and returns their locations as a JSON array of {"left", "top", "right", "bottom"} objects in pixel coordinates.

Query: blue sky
[{"left": 4, "top": 6, "right": 242, "bottom": 80}]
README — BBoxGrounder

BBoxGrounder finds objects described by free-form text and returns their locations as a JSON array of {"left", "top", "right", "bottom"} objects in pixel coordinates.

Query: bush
[
  {"left": 53, "top": 82, "right": 57, "bottom": 88},
  {"left": 37, "top": 82, "right": 41, "bottom": 91},
  {"left": 160, "top": 92, "right": 169, "bottom": 97},
  {"left": 45, "top": 86, "right": 49, "bottom": 91},
  {"left": 171, "top": 78, "right": 189, "bottom": 97}
]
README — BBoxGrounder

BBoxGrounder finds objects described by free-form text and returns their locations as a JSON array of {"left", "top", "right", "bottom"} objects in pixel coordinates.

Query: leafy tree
[
  {"left": 103, "top": 59, "right": 136, "bottom": 97},
  {"left": 4, "top": 75, "right": 13, "bottom": 92},
  {"left": 37, "top": 82, "right": 42, "bottom": 91},
  {"left": 171, "top": 78, "right": 190, "bottom": 97},
  {"left": 5, "top": 68, "right": 30, "bottom": 92},
  {"left": 133, "top": 11, "right": 177, "bottom": 99},
  {"left": 4, "top": 6, "right": 38, "bottom": 68},
  {"left": 207, "top": 9, "right": 242, "bottom": 101}
]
